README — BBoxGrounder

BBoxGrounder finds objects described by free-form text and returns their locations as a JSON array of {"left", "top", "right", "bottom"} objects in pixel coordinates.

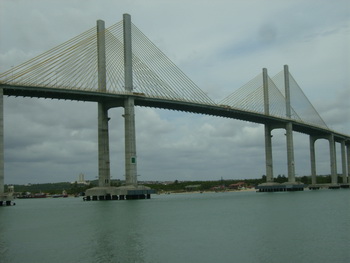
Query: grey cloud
[{"left": 1, "top": 0, "right": 349, "bottom": 184}]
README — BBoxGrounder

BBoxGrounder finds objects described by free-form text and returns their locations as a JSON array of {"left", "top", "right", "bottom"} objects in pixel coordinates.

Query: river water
[{"left": 1, "top": 189, "right": 349, "bottom": 263}]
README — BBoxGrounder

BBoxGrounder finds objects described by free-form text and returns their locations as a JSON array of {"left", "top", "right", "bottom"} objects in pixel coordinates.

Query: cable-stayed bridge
[{"left": 0, "top": 14, "right": 349, "bottom": 203}]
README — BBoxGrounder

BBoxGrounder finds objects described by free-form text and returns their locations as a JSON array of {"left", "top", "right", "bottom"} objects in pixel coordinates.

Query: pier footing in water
[
  {"left": 308, "top": 184, "right": 349, "bottom": 190},
  {"left": 0, "top": 194, "right": 15, "bottom": 206},
  {"left": 83, "top": 186, "right": 155, "bottom": 201},
  {"left": 255, "top": 183, "right": 306, "bottom": 192}
]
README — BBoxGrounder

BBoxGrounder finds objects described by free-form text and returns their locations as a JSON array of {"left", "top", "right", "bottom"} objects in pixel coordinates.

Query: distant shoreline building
[{"left": 71, "top": 173, "right": 90, "bottom": 185}]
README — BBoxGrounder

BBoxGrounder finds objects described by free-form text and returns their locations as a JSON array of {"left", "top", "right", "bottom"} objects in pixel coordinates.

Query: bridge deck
[{"left": 1, "top": 84, "right": 349, "bottom": 142}]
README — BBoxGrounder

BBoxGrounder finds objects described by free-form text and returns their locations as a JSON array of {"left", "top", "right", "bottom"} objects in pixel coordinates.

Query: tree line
[{"left": 5, "top": 174, "right": 340, "bottom": 195}]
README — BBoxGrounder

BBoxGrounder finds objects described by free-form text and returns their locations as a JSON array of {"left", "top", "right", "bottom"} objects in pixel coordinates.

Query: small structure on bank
[{"left": 0, "top": 185, "right": 14, "bottom": 206}]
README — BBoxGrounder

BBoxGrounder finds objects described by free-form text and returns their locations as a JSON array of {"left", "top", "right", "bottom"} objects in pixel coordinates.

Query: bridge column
[
  {"left": 97, "top": 19, "right": 111, "bottom": 187},
  {"left": 264, "top": 125, "right": 274, "bottom": 183},
  {"left": 85, "top": 17, "right": 154, "bottom": 200},
  {"left": 328, "top": 134, "right": 337, "bottom": 185},
  {"left": 309, "top": 136, "right": 317, "bottom": 185},
  {"left": 0, "top": 88, "right": 14, "bottom": 205},
  {"left": 284, "top": 65, "right": 295, "bottom": 183},
  {"left": 340, "top": 140, "right": 347, "bottom": 184},
  {"left": 123, "top": 13, "right": 138, "bottom": 186},
  {"left": 347, "top": 144, "right": 350, "bottom": 184},
  {"left": 0, "top": 88, "right": 3, "bottom": 195},
  {"left": 285, "top": 123, "right": 295, "bottom": 183},
  {"left": 98, "top": 104, "right": 111, "bottom": 187},
  {"left": 262, "top": 68, "right": 274, "bottom": 183},
  {"left": 124, "top": 98, "right": 137, "bottom": 186}
]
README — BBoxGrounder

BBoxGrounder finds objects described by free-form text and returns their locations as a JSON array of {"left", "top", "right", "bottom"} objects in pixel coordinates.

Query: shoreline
[{"left": 158, "top": 188, "right": 256, "bottom": 195}]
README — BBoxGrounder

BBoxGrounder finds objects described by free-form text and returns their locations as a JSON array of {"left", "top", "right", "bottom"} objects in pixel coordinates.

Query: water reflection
[
  {"left": 0, "top": 229, "right": 9, "bottom": 262},
  {"left": 87, "top": 201, "right": 147, "bottom": 263},
  {"left": 0, "top": 210, "right": 10, "bottom": 263}
]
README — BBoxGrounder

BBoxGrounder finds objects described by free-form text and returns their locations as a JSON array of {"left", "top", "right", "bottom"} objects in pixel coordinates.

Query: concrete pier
[
  {"left": 0, "top": 88, "right": 3, "bottom": 197},
  {"left": 284, "top": 65, "right": 296, "bottom": 184},
  {"left": 80, "top": 19, "right": 113, "bottom": 198},
  {"left": 0, "top": 88, "right": 14, "bottom": 206},
  {"left": 309, "top": 136, "right": 317, "bottom": 185},
  {"left": 256, "top": 182, "right": 305, "bottom": 192},
  {"left": 120, "top": 14, "right": 152, "bottom": 196},
  {"left": 97, "top": 19, "right": 111, "bottom": 188},
  {"left": 257, "top": 66, "right": 301, "bottom": 192},
  {"left": 262, "top": 68, "right": 274, "bottom": 183},
  {"left": 329, "top": 134, "right": 337, "bottom": 185},
  {"left": 85, "top": 14, "right": 155, "bottom": 200},
  {"left": 340, "top": 141, "right": 347, "bottom": 184},
  {"left": 123, "top": 13, "right": 138, "bottom": 187},
  {"left": 84, "top": 185, "right": 155, "bottom": 201},
  {"left": 347, "top": 144, "right": 350, "bottom": 183},
  {"left": 308, "top": 184, "right": 344, "bottom": 190}
]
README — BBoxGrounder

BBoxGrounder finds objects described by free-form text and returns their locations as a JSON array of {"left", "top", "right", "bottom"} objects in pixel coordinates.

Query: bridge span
[
  {"left": 0, "top": 14, "right": 349, "bottom": 203},
  {"left": 2, "top": 82, "right": 349, "bottom": 140}
]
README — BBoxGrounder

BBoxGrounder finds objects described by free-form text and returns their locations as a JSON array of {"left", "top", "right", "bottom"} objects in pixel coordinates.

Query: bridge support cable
[
  {"left": 0, "top": 26, "right": 100, "bottom": 91},
  {"left": 97, "top": 20, "right": 111, "bottom": 188},
  {"left": 271, "top": 70, "right": 328, "bottom": 129},
  {"left": 130, "top": 23, "right": 215, "bottom": 105},
  {"left": 0, "top": 13, "right": 215, "bottom": 105},
  {"left": 267, "top": 78, "right": 292, "bottom": 120},
  {"left": 288, "top": 73, "right": 328, "bottom": 129},
  {"left": 219, "top": 73, "right": 263, "bottom": 112},
  {"left": 105, "top": 26, "right": 125, "bottom": 93},
  {"left": 219, "top": 72, "right": 290, "bottom": 119}
]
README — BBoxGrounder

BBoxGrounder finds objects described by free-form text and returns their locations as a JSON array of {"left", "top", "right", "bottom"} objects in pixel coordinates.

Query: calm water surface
[{"left": 1, "top": 189, "right": 349, "bottom": 263}]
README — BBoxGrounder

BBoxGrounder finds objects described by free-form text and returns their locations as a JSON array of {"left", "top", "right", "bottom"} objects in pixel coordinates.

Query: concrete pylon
[
  {"left": 85, "top": 16, "right": 155, "bottom": 200},
  {"left": 256, "top": 67, "right": 302, "bottom": 192},
  {"left": 309, "top": 136, "right": 317, "bottom": 185},
  {"left": 284, "top": 65, "right": 296, "bottom": 183},
  {"left": 0, "top": 88, "right": 3, "bottom": 195},
  {"left": 328, "top": 134, "right": 337, "bottom": 185},
  {"left": 0, "top": 88, "right": 13, "bottom": 205},
  {"left": 340, "top": 141, "right": 347, "bottom": 184},
  {"left": 123, "top": 13, "right": 138, "bottom": 187},
  {"left": 346, "top": 144, "right": 350, "bottom": 184},
  {"left": 262, "top": 68, "right": 274, "bottom": 183},
  {"left": 347, "top": 144, "right": 350, "bottom": 184},
  {"left": 97, "top": 19, "right": 111, "bottom": 187}
]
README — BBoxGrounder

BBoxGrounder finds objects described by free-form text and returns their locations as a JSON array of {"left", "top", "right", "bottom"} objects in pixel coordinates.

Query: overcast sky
[{"left": 0, "top": 0, "right": 349, "bottom": 185}]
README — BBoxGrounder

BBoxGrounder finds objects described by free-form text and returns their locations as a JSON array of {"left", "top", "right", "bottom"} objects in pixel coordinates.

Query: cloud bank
[{"left": 0, "top": 0, "right": 349, "bottom": 184}]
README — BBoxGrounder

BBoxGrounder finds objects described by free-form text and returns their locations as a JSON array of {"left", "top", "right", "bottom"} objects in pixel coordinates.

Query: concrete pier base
[
  {"left": 256, "top": 182, "right": 306, "bottom": 192},
  {"left": 308, "top": 184, "right": 350, "bottom": 190},
  {"left": 308, "top": 185, "right": 321, "bottom": 190},
  {"left": 0, "top": 194, "right": 14, "bottom": 206},
  {"left": 84, "top": 185, "right": 155, "bottom": 201},
  {"left": 329, "top": 186, "right": 340, "bottom": 189}
]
